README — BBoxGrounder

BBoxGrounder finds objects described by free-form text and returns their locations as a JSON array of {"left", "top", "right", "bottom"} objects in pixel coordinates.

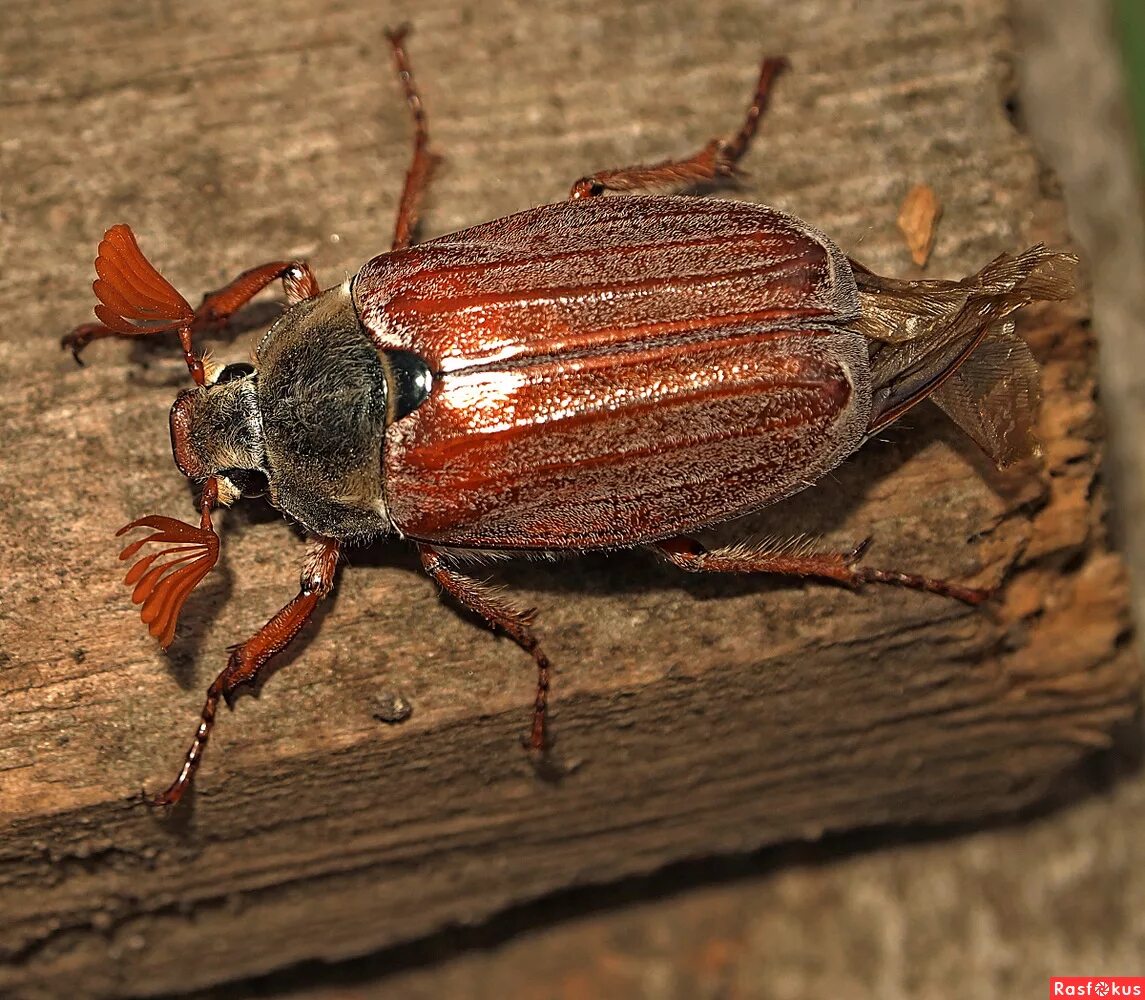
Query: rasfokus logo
[{"left": 1050, "top": 979, "right": 1145, "bottom": 997}]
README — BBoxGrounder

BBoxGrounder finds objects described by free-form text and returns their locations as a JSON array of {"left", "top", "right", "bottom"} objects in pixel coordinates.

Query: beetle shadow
[
  {"left": 481, "top": 405, "right": 1018, "bottom": 604},
  {"left": 160, "top": 564, "right": 235, "bottom": 691},
  {"left": 350, "top": 403, "right": 1028, "bottom": 613},
  {"left": 154, "top": 400, "right": 1035, "bottom": 691},
  {"left": 156, "top": 492, "right": 300, "bottom": 692}
]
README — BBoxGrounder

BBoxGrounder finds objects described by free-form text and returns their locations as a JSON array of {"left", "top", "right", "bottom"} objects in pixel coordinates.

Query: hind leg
[
  {"left": 569, "top": 56, "right": 788, "bottom": 200},
  {"left": 654, "top": 535, "right": 990, "bottom": 605}
]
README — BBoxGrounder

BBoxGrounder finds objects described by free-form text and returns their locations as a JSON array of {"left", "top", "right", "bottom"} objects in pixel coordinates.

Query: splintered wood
[{"left": 898, "top": 183, "right": 943, "bottom": 266}]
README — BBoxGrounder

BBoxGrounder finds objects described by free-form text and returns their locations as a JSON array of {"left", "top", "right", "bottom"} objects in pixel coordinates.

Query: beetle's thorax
[
  {"left": 252, "top": 282, "right": 396, "bottom": 540},
  {"left": 169, "top": 283, "right": 433, "bottom": 541}
]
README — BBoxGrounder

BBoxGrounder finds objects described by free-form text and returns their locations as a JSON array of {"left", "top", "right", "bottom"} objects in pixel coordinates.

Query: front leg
[{"left": 153, "top": 537, "right": 341, "bottom": 807}]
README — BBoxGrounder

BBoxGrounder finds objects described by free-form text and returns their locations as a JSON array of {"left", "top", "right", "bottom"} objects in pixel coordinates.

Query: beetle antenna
[
  {"left": 91, "top": 224, "right": 208, "bottom": 385},
  {"left": 116, "top": 477, "right": 222, "bottom": 648}
]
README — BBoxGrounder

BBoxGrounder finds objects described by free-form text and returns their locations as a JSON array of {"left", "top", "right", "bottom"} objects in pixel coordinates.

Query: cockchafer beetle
[{"left": 64, "top": 28, "right": 1077, "bottom": 806}]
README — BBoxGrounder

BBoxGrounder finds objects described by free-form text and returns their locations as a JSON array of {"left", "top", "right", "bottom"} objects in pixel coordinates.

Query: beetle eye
[
  {"left": 384, "top": 350, "right": 433, "bottom": 422},
  {"left": 219, "top": 467, "right": 269, "bottom": 497},
  {"left": 215, "top": 362, "right": 256, "bottom": 384}
]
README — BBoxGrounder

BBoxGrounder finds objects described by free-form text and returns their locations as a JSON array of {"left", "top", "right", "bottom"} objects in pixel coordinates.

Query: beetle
[{"left": 64, "top": 28, "right": 1076, "bottom": 806}]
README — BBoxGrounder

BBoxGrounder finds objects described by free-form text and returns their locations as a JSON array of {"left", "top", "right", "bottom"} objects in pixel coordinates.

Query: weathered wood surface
[{"left": 0, "top": 0, "right": 1137, "bottom": 996}]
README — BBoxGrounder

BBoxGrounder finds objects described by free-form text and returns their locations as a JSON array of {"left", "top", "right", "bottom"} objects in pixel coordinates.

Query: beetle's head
[{"left": 169, "top": 361, "right": 269, "bottom": 506}]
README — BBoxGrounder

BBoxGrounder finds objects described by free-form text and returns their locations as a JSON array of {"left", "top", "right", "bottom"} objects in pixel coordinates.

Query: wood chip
[{"left": 897, "top": 183, "right": 943, "bottom": 267}]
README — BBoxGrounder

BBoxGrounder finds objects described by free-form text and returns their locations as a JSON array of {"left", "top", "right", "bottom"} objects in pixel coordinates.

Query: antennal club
[
  {"left": 117, "top": 478, "right": 222, "bottom": 648},
  {"left": 91, "top": 225, "right": 206, "bottom": 384}
]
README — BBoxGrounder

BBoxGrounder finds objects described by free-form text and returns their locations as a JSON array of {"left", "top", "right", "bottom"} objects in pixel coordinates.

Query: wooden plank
[{"left": 0, "top": 0, "right": 1137, "bottom": 995}]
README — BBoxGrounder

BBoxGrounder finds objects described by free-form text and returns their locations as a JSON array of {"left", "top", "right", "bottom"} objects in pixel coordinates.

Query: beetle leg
[
  {"left": 569, "top": 55, "right": 788, "bottom": 200},
  {"left": 152, "top": 537, "right": 341, "bottom": 808},
  {"left": 655, "top": 535, "right": 991, "bottom": 606},
  {"left": 195, "top": 257, "right": 322, "bottom": 315},
  {"left": 385, "top": 26, "right": 442, "bottom": 252},
  {"left": 418, "top": 545, "right": 553, "bottom": 754},
  {"left": 64, "top": 225, "right": 319, "bottom": 369}
]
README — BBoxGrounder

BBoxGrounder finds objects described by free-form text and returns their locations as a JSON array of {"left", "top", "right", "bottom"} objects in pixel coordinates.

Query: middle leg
[{"left": 419, "top": 545, "right": 554, "bottom": 753}]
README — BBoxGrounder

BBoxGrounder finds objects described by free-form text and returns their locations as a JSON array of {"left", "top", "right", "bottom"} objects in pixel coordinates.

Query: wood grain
[{"left": 0, "top": 0, "right": 1137, "bottom": 995}]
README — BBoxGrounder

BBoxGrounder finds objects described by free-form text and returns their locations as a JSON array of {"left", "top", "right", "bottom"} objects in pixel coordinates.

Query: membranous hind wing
[{"left": 852, "top": 246, "right": 1077, "bottom": 468}]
